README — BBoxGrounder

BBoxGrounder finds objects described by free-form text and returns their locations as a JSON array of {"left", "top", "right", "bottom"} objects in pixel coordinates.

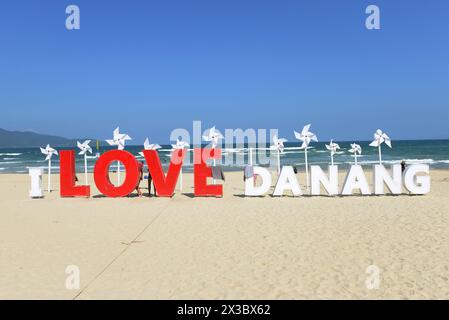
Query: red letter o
[{"left": 94, "top": 150, "right": 140, "bottom": 198}]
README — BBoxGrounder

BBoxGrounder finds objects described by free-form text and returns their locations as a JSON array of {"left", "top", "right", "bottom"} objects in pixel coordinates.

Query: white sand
[{"left": 1, "top": 169, "right": 449, "bottom": 299}]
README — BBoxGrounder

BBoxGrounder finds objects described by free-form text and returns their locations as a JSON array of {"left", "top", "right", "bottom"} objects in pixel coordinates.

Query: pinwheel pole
[
  {"left": 176, "top": 149, "right": 184, "bottom": 192},
  {"left": 212, "top": 149, "right": 217, "bottom": 185},
  {"left": 106, "top": 127, "right": 132, "bottom": 186},
  {"left": 249, "top": 147, "right": 253, "bottom": 166},
  {"left": 178, "top": 149, "right": 187, "bottom": 192},
  {"left": 271, "top": 135, "right": 286, "bottom": 175},
  {"left": 304, "top": 147, "right": 309, "bottom": 189},
  {"left": 377, "top": 145, "right": 382, "bottom": 165},
  {"left": 116, "top": 162, "right": 121, "bottom": 185},
  {"left": 83, "top": 153, "right": 88, "bottom": 185},
  {"left": 294, "top": 124, "right": 317, "bottom": 190},
  {"left": 349, "top": 144, "right": 361, "bottom": 166},
  {"left": 370, "top": 129, "right": 392, "bottom": 165},
  {"left": 277, "top": 148, "right": 281, "bottom": 174},
  {"left": 48, "top": 157, "right": 52, "bottom": 192},
  {"left": 170, "top": 147, "right": 184, "bottom": 191},
  {"left": 180, "top": 154, "right": 186, "bottom": 192},
  {"left": 180, "top": 165, "right": 183, "bottom": 192},
  {"left": 78, "top": 140, "right": 92, "bottom": 185},
  {"left": 326, "top": 140, "right": 340, "bottom": 167},
  {"left": 203, "top": 126, "right": 223, "bottom": 185},
  {"left": 41, "top": 145, "right": 57, "bottom": 192}
]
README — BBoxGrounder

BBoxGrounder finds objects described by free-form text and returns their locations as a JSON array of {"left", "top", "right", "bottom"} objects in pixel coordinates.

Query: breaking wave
[{"left": 0, "top": 153, "right": 22, "bottom": 156}]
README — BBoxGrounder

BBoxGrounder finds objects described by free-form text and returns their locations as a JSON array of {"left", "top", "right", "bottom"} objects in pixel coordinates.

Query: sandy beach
[{"left": 1, "top": 169, "right": 449, "bottom": 299}]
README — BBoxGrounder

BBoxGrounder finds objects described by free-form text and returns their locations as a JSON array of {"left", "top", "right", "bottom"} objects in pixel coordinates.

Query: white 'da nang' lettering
[
  {"left": 243, "top": 164, "right": 431, "bottom": 197},
  {"left": 273, "top": 166, "right": 302, "bottom": 197},
  {"left": 403, "top": 164, "right": 431, "bottom": 194},
  {"left": 341, "top": 165, "right": 371, "bottom": 195},
  {"left": 245, "top": 166, "right": 272, "bottom": 196},
  {"left": 373, "top": 164, "right": 402, "bottom": 195},
  {"left": 311, "top": 165, "right": 339, "bottom": 196}
]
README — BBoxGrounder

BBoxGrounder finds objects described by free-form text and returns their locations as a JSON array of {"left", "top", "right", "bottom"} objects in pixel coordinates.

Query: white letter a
[
  {"left": 66, "top": 5, "right": 80, "bottom": 30},
  {"left": 365, "top": 5, "right": 380, "bottom": 30}
]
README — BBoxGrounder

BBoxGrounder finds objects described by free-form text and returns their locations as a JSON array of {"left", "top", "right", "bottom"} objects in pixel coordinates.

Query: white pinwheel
[
  {"left": 171, "top": 138, "right": 189, "bottom": 150},
  {"left": 106, "top": 127, "right": 132, "bottom": 185},
  {"left": 106, "top": 127, "right": 132, "bottom": 150},
  {"left": 325, "top": 139, "right": 340, "bottom": 166},
  {"left": 139, "top": 138, "right": 161, "bottom": 157},
  {"left": 171, "top": 138, "right": 190, "bottom": 192},
  {"left": 77, "top": 140, "right": 92, "bottom": 185},
  {"left": 369, "top": 129, "right": 392, "bottom": 165},
  {"left": 40, "top": 144, "right": 58, "bottom": 192},
  {"left": 294, "top": 124, "right": 318, "bottom": 149},
  {"left": 271, "top": 134, "right": 287, "bottom": 174},
  {"left": 348, "top": 143, "right": 362, "bottom": 166},
  {"left": 203, "top": 126, "right": 223, "bottom": 183},
  {"left": 294, "top": 124, "right": 318, "bottom": 189},
  {"left": 202, "top": 126, "right": 223, "bottom": 149}
]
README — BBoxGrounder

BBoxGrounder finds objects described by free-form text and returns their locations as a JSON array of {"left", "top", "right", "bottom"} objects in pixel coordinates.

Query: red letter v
[{"left": 143, "top": 149, "right": 185, "bottom": 197}]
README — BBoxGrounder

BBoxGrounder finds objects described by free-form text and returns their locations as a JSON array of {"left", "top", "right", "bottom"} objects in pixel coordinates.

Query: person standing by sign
[
  {"left": 135, "top": 161, "right": 144, "bottom": 197},
  {"left": 147, "top": 168, "right": 155, "bottom": 197}
]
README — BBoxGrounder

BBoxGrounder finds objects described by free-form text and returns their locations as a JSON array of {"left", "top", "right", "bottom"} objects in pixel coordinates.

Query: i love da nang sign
[{"left": 29, "top": 148, "right": 430, "bottom": 198}]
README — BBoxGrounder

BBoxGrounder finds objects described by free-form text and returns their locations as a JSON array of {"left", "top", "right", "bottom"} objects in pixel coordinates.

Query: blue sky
[{"left": 0, "top": 0, "right": 448, "bottom": 143}]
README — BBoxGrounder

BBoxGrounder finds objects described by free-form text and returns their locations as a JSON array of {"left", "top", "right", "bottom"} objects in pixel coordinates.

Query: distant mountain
[{"left": 0, "top": 128, "right": 104, "bottom": 148}]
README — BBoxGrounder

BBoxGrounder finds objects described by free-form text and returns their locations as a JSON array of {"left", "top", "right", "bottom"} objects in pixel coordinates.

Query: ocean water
[{"left": 1, "top": 140, "right": 449, "bottom": 174}]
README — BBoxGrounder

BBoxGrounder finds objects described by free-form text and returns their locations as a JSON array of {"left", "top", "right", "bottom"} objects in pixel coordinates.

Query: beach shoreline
[
  {"left": 1, "top": 170, "right": 449, "bottom": 299},
  {"left": 2, "top": 139, "right": 449, "bottom": 174}
]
